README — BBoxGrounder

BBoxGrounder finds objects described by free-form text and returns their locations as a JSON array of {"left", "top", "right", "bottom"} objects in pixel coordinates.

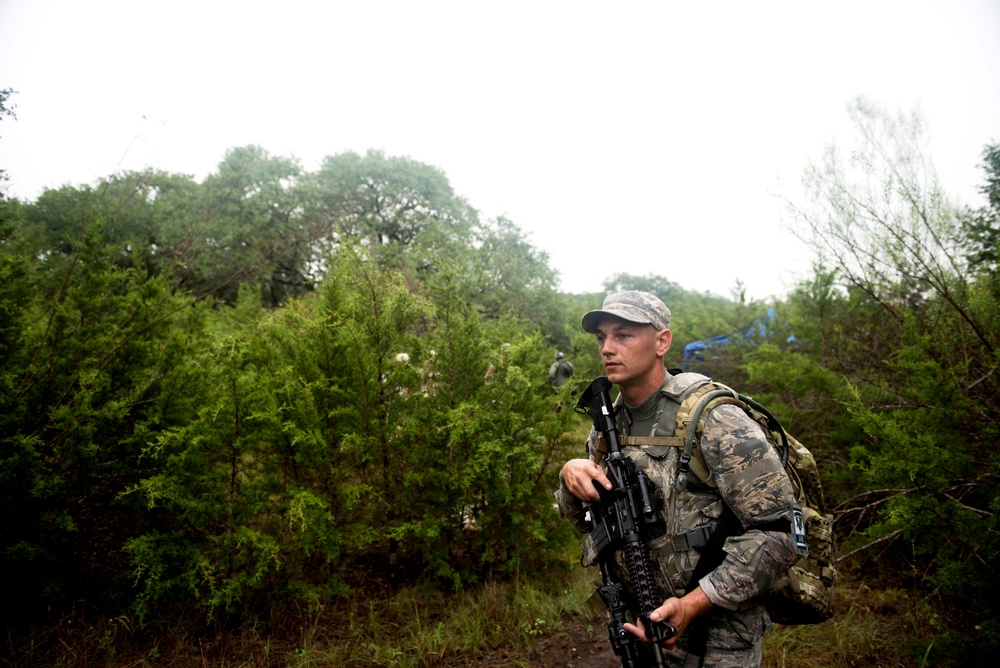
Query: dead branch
[{"left": 835, "top": 528, "right": 903, "bottom": 564}]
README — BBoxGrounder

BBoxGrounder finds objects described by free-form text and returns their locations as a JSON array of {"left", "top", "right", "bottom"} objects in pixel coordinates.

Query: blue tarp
[
  {"left": 682, "top": 309, "right": 792, "bottom": 365},
  {"left": 683, "top": 334, "right": 732, "bottom": 362}
]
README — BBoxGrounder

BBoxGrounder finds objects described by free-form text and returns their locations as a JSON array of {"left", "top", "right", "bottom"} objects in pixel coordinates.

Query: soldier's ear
[{"left": 656, "top": 329, "right": 672, "bottom": 357}]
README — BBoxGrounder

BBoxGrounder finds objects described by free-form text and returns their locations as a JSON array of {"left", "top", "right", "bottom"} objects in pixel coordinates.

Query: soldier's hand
[
  {"left": 623, "top": 599, "right": 686, "bottom": 651},
  {"left": 623, "top": 587, "right": 715, "bottom": 650},
  {"left": 559, "top": 458, "right": 612, "bottom": 502}
]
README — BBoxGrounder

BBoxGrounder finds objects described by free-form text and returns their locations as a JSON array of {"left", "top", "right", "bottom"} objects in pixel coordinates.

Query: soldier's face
[{"left": 594, "top": 317, "right": 670, "bottom": 388}]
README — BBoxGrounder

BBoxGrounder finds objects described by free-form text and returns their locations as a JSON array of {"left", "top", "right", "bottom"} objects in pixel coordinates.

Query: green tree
[
  {"left": 788, "top": 97, "right": 1000, "bottom": 659},
  {"left": 122, "top": 244, "right": 573, "bottom": 618},
  {"left": 3, "top": 140, "right": 579, "bottom": 625},
  {"left": 298, "top": 149, "right": 478, "bottom": 281},
  {"left": 961, "top": 143, "right": 1000, "bottom": 273},
  {"left": 198, "top": 146, "right": 309, "bottom": 306},
  {"left": 0, "top": 87, "right": 15, "bottom": 187},
  {"left": 23, "top": 148, "right": 317, "bottom": 309},
  {"left": 22, "top": 171, "right": 208, "bottom": 301},
  {"left": 0, "top": 219, "right": 209, "bottom": 621},
  {"left": 460, "top": 215, "right": 567, "bottom": 343}
]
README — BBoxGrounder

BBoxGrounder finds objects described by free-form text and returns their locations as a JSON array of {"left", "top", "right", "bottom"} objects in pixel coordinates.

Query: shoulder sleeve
[
  {"left": 697, "top": 404, "right": 799, "bottom": 608},
  {"left": 699, "top": 404, "right": 795, "bottom": 527}
]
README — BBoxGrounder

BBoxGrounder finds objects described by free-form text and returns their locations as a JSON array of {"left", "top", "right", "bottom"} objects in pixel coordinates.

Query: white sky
[{"left": 2, "top": 0, "right": 999, "bottom": 300}]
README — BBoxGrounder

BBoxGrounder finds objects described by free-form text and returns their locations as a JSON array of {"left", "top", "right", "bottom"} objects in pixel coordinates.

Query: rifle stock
[{"left": 575, "top": 377, "right": 677, "bottom": 668}]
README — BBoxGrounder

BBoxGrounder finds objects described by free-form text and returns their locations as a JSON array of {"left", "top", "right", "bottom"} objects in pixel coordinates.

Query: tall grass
[
  {"left": 286, "top": 557, "right": 595, "bottom": 667},
  {"left": 4, "top": 560, "right": 955, "bottom": 667},
  {"left": 763, "top": 580, "right": 946, "bottom": 668},
  {"left": 2, "top": 554, "right": 597, "bottom": 667}
]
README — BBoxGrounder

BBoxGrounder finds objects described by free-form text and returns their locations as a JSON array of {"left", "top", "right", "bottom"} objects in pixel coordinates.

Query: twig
[
  {"left": 943, "top": 493, "right": 992, "bottom": 518},
  {"left": 834, "top": 529, "right": 903, "bottom": 564}
]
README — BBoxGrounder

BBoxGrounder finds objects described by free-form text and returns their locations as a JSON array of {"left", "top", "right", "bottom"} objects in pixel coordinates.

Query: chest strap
[
  {"left": 619, "top": 435, "right": 712, "bottom": 484},
  {"left": 595, "top": 434, "right": 712, "bottom": 485},
  {"left": 594, "top": 434, "right": 686, "bottom": 459},
  {"left": 620, "top": 436, "right": 684, "bottom": 447}
]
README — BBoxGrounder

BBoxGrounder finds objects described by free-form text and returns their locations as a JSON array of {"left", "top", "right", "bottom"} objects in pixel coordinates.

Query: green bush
[{"left": 118, "top": 247, "right": 575, "bottom": 619}]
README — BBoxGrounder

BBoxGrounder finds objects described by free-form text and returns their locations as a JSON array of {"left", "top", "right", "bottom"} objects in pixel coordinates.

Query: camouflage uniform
[
  {"left": 549, "top": 358, "right": 575, "bottom": 388},
  {"left": 556, "top": 370, "right": 798, "bottom": 667}
]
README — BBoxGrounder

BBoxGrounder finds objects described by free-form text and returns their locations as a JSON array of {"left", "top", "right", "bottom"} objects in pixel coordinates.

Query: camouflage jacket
[{"left": 556, "top": 371, "right": 799, "bottom": 614}]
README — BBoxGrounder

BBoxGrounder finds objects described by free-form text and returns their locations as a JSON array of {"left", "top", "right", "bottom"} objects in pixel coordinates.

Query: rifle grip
[{"left": 644, "top": 616, "right": 678, "bottom": 645}]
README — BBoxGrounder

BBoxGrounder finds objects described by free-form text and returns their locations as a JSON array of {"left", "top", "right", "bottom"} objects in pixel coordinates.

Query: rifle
[{"left": 575, "top": 376, "right": 677, "bottom": 668}]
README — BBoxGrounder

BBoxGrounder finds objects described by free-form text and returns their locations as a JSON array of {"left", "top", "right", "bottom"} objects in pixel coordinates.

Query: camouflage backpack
[{"left": 672, "top": 379, "right": 837, "bottom": 625}]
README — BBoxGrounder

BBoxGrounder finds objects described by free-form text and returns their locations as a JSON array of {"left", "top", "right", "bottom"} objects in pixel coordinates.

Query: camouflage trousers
[{"left": 663, "top": 605, "right": 767, "bottom": 668}]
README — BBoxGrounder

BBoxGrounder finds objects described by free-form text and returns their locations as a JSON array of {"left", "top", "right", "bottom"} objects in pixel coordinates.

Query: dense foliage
[
  {"left": 782, "top": 99, "right": 1000, "bottom": 661},
  {"left": 2, "top": 94, "right": 999, "bottom": 664},
  {"left": 0, "top": 145, "right": 598, "bottom": 625}
]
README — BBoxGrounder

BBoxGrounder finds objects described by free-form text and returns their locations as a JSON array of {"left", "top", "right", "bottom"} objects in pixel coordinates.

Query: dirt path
[
  {"left": 448, "top": 618, "right": 615, "bottom": 667},
  {"left": 529, "top": 619, "right": 615, "bottom": 667}
]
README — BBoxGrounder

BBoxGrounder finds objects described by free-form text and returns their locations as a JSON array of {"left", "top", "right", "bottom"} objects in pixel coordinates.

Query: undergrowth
[
  {"left": 2, "top": 561, "right": 966, "bottom": 668},
  {"left": 763, "top": 578, "right": 954, "bottom": 668},
  {"left": 0, "top": 424, "right": 973, "bottom": 667}
]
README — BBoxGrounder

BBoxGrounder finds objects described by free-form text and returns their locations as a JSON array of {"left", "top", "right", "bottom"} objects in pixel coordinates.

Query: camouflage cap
[{"left": 581, "top": 291, "right": 672, "bottom": 333}]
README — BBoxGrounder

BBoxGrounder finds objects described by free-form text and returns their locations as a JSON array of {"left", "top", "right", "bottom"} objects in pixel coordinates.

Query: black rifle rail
[{"left": 575, "top": 376, "right": 677, "bottom": 668}]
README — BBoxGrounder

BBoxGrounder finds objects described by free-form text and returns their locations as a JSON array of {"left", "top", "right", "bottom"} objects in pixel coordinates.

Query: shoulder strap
[
  {"left": 591, "top": 373, "right": 737, "bottom": 486},
  {"left": 674, "top": 384, "right": 744, "bottom": 490},
  {"left": 613, "top": 375, "right": 718, "bottom": 481},
  {"left": 661, "top": 371, "right": 713, "bottom": 401}
]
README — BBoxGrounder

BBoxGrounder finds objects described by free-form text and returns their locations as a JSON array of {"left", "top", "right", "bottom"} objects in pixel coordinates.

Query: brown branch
[
  {"left": 834, "top": 487, "right": 920, "bottom": 513},
  {"left": 943, "top": 493, "right": 992, "bottom": 518},
  {"left": 835, "top": 528, "right": 903, "bottom": 564}
]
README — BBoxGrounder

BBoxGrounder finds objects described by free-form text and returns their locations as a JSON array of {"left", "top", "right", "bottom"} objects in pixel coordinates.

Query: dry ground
[{"left": 468, "top": 619, "right": 613, "bottom": 668}]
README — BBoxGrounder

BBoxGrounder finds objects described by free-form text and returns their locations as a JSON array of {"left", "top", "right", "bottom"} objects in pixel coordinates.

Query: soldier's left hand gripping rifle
[{"left": 575, "top": 376, "right": 677, "bottom": 668}]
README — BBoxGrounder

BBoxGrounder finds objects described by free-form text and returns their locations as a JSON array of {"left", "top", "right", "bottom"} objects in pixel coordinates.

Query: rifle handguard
[{"left": 575, "top": 377, "right": 678, "bottom": 667}]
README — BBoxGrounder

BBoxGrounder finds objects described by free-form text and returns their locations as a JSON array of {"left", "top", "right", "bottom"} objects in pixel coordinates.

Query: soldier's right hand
[{"left": 559, "top": 459, "right": 612, "bottom": 502}]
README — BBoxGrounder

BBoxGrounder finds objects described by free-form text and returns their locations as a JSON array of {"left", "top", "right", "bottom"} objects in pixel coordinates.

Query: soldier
[
  {"left": 555, "top": 291, "right": 799, "bottom": 667},
  {"left": 548, "top": 351, "right": 575, "bottom": 389}
]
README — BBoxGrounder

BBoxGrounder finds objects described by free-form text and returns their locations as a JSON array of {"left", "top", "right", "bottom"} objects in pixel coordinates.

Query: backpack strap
[
  {"left": 597, "top": 371, "right": 720, "bottom": 479},
  {"left": 674, "top": 386, "right": 744, "bottom": 491},
  {"left": 590, "top": 372, "right": 730, "bottom": 482}
]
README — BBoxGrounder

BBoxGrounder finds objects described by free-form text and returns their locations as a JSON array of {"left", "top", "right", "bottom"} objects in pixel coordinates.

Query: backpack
[{"left": 672, "top": 380, "right": 837, "bottom": 625}]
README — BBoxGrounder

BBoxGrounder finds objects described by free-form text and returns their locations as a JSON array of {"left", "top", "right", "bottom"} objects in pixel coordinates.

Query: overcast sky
[{"left": 2, "top": 0, "right": 999, "bottom": 300}]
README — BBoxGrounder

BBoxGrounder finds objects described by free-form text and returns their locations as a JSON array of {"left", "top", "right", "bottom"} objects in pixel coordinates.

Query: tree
[
  {"left": 0, "top": 88, "right": 15, "bottom": 188},
  {"left": 21, "top": 171, "right": 211, "bottom": 303},
  {"left": 120, "top": 243, "right": 573, "bottom": 618},
  {"left": 0, "top": 221, "right": 210, "bottom": 621},
  {"left": 197, "top": 146, "right": 308, "bottom": 306},
  {"left": 23, "top": 148, "right": 318, "bottom": 309},
  {"left": 4, "top": 140, "right": 579, "bottom": 625},
  {"left": 787, "top": 97, "right": 1000, "bottom": 659},
  {"left": 790, "top": 98, "right": 972, "bottom": 328},
  {"left": 961, "top": 143, "right": 1000, "bottom": 273},
  {"left": 462, "top": 216, "right": 562, "bottom": 325},
  {"left": 298, "top": 149, "right": 478, "bottom": 281}
]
